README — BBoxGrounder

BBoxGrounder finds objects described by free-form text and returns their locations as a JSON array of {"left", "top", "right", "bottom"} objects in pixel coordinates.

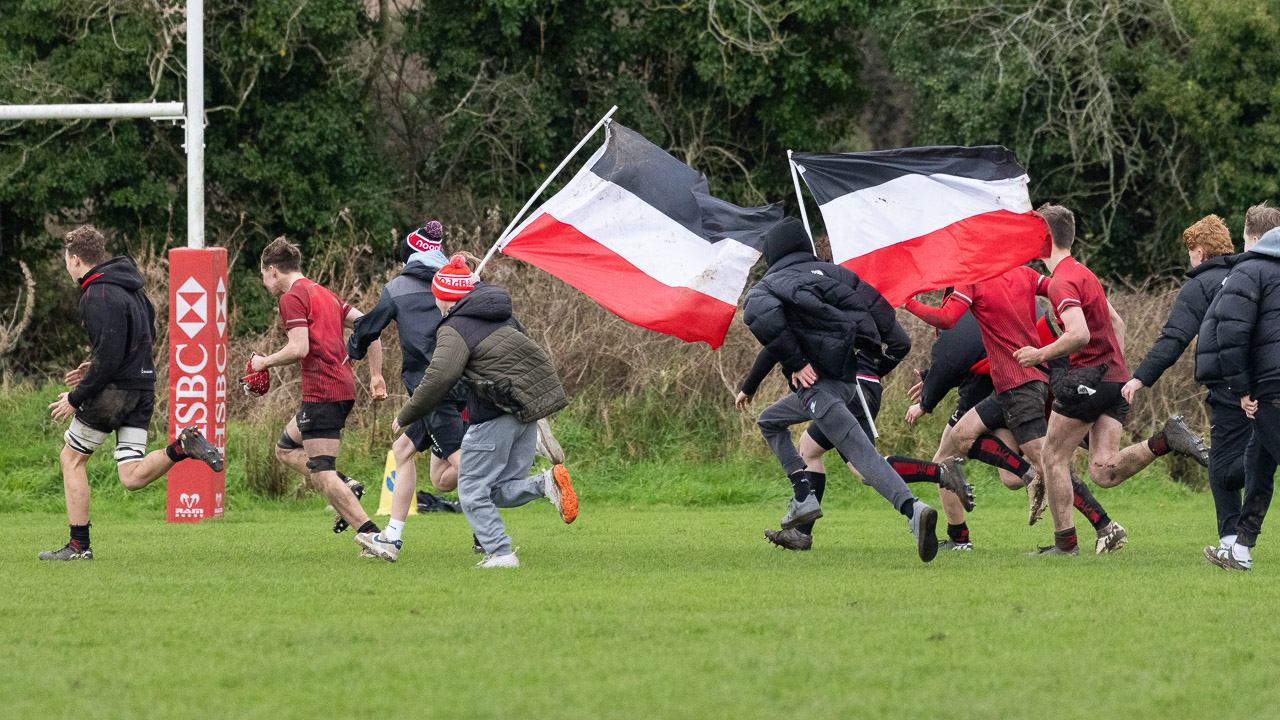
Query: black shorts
[
  {"left": 403, "top": 383, "right": 468, "bottom": 458},
  {"left": 808, "top": 379, "right": 882, "bottom": 451},
  {"left": 974, "top": 380, "right": 1048, "bottom": 446},
  {"left": 295, "top": 400, "right": 354, "bottom": 441},
  {"left": 949, "top": 374, "right": 995, "bottom": 427},
  {"left": 74, "top": 384, "right": 155, "bottom": 433},
  {"left": 1052, "top": 381, "right": 1129, "bottom": 425}
]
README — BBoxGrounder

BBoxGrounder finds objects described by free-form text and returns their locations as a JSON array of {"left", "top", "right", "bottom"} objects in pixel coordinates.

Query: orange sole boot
[{"left": 552, "top": 464, "right": 578, "bottom": 524}]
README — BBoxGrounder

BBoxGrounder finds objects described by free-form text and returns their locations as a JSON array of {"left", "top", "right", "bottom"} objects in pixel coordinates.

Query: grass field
[{"left": 5, "top": 477, "right": 1279, "bottom": 719}]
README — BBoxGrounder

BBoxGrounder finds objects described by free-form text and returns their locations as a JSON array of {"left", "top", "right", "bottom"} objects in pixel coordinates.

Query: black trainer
[
  {"left": 178, "top": 426, "right": 224, "bottom": 472},
  {"left": 332, "top": 477, "right": 365, "bottom": 534},
  {"left": 1162, "top": 415, "right": 1209, "bottom": 468},
  {"left": 764, "top": 527, "right": 813, "bottom": 551},
  {"left": 38, "top": 543, "right": 93, "bottom": 561}
]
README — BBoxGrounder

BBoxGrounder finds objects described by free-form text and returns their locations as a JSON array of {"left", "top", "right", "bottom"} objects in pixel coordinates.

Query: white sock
[
  {"left": 384, "top": 518, "right": 405, "bottom": 543},
  {"left": 1221, "top": 534, "right": 1237, "bottom": 548},
  {"left": 1232, "top": 543, "right": 1252, "bottom": 562}
]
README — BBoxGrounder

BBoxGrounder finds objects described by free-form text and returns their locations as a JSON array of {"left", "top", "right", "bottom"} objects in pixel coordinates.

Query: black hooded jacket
[
  {"left": 918, "top": 309, "right": 986, "bottom": 413},
  {"left": 1197, "top": 231, "right": 1280, "bottom": 400},
  {"left": 1132, "top": 254, "right": 1233, "bottom": 405},
  {"left": 69, "top": 256, "right": 157, "bottom": 408},
  {"left": 743, "top": 219, "right": 891, "bottom": 385},
  {"left": 347, "top": 260, "right": 442, "bottom": 393}
]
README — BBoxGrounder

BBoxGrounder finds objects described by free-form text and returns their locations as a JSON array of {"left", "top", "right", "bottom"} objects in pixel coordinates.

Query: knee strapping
[
  {"left": 276, "top": 429, "right": 302, "bottom": 451},
  {"left": 306, "top": 455, "right": 337, "bottom": 474},
  {"left": 114, "top": 426, "right": 148, "bottom": 465}
]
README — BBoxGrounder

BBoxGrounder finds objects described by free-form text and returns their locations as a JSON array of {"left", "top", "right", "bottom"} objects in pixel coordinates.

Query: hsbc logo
[
  {"left": 176, "top": 277, "right": 208, "bottom": 339},
  {"left": 215, "top": 277, "right": 227, "bottom": 338}
]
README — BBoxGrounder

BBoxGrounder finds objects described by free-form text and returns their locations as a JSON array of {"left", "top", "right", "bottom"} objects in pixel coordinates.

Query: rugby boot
[
  {"left": 472, "top": 534, "right": 484, "bottom": 554},
  {"left": 1026, "top": 544, "right": 1080, "bottom": 556},
  {"left": 1162, "top": 415, "right": 1210, "bottom": 468},
  {"left": 178, "top": 426, "right": 224, "bottom": 472},
  {"left": 780, "top": 494, "right": 822, "bottom": 530},
  {"left": 543, "top": 464, "right": 578, "bottom": 524},
  {"left": 1026, "top": 467, "right": 1047, "bottom": 526},
  {"left": 937, "top": 457, "right": 975, "bottom": 512},
  {"left": 939, "top": 539, "right": 973, "bottom": 551},
  {"left": 907, "top": 500, "right": 939, "bottom": 563},
  {"left": 332, "top": 476, "right": 365, "bottom": 534},
  {"left": 357, "top": 531, "right": 401, "bottom": 562},
  {"left": 764, "top": 527, "right": 813, "bottom": 551},
  {"left": 1095, "top": 521, "right": 1128, "bottom": 554},
  {"left": 38, "top": 542, "right": 93, "bottom": 561}
]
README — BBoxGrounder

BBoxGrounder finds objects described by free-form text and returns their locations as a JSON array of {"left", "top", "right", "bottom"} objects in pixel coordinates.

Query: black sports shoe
[
  {"left": 764, "top": 527, "right": 813, "bottom": 551},
  {"left": 937, "top": 457, "right": 975, "bottom": 512},
  {"left": 416, "top": 491, "right": 462, "bottom": 514},
  {"left": 38, "top": 542, "right": 93, "bottom": 561},
  {"left": 1162, "top": 415, "right": 1209, "bottom": 468},
  {"left": 332, "top": 477, "right": 365, "bottom": 534},
  {"left": 178, "top": 426, "right": 224, "bottom": 472}
]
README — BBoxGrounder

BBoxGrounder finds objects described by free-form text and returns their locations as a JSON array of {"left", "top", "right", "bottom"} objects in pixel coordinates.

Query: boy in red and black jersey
[
  {"left": 1014, "top": 205, "right": 1208, "bottom": 555},
  {"left": 252, "top": 237, "right": 388, "bottom": 549}
]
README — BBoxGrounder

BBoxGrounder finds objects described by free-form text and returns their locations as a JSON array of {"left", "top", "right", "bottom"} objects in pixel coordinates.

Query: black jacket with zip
[{"left": 69, "top": 256, "right": 157, "bottom": 408}]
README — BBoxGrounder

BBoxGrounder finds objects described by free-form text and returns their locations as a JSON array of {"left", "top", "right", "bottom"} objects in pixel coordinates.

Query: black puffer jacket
[
  {"left": 743, "top": 219, "right": 882, "bottom": 384},
  {"left": 69, "top": 256, "right": 157, "bottom": 408},
  {"left": 1197, "top": 229, "right": 1280, "bottom": 400},
  {"left": 1133, "top": 254, "right": 1233, "bottom": 405}
]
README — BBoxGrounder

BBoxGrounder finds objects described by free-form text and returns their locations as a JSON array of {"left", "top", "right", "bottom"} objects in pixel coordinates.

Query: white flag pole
[
  {"left": 787, "top": 150, "right": 816, "bottom": 254},
  {"left": 475, "top": 105, "right": 619, "bottom": 275}
]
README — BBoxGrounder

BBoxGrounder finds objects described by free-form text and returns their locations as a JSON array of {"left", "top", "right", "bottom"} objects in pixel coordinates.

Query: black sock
[
  {"left": 1147, "top": 432, "right": 1171, "bottom": 456},
  {"left": 797, "top": 472, "right": 827, "bottom": 535},
  {"left": 69, "top": 523, "right": 91, "bottom": 550},
  {"left": 789, "top": 470, "right": 811, "bottom": 502},
  {"left": 947, "top": 522, "right": 969, "bottom": 543},
  {"left": 1070, "top": 474, "right": 1110, "bottom": 531},
  {"left": 886, "top": 456, "right": 939, "bottom": 484},
  {"left": 358, "top": 520, "right": 379, "bottom": 535},
  {"left": 165, "top": 439, "right": 186, "bottom": 463},
  {"left": 1054, "top": 527, "right": 1078, "bottom": 551},
  {"left": 899, "top": 497, "right": 916, "bottom": 519},
  {"left": 967, "top": 434, "right": 1032, "bottom": 478}
]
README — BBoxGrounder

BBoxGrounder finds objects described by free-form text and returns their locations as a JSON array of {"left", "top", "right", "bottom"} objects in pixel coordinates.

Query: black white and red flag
[
  {"left": 791, "top": 146, "right": 1049, "bottom": 306},
  {"left": 498, "top": 122, "right": 782, "bottom": 348}
]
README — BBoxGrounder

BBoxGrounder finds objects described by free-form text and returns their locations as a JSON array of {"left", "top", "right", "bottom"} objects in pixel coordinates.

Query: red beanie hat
[
  {"left": 407, "top": 221, "right": 444, "bottom": 253},
  {"left": 432, "top": 254, "right": 475, "bottom": 301}
]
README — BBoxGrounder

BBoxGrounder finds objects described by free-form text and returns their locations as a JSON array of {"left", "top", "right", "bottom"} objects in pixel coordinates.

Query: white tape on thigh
[
  {"left": 65, "top": 418, "right": 109, "bottom": 455},
  {"left": 114, "top": 426, "right": 149, "bottom": 465}
]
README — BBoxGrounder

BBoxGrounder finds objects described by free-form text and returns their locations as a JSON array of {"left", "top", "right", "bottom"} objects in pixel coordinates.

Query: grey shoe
[
  {"left": 938, "top": 458, "right": 975, "bottom": 512},
  {"left": 1026, "top": 467, "right": 1047, "bottom": 526},
  {"left": 780, "top": 494, "right": 822, "bottom": 530},
  {"left": 38, "top": 542, "right": 93, "bottom": 561},
  {"left": 939, "top": 539, "right": 973, "bottom": 551},
  {"left": 1204, "top": 544, "right": 1250, "bottom": 571},
  {"left": 1163, "top": 415, "right": 1209, "bottom": 468},
  {"left": 178, "top": 426, "right": 224, "bottom": 472},
  {"left": 1095, "top": 521, "right": 1128, "bottom": 554},
  {"left": 332, "top": 476, "right": 365, "bottom": 534},
  {"left": 907, "top": 500, "right": 939, "bottom": 563},
  {"left": 1026, "top": 544, "right": 1080, "bottom": 556},
  {"left": 764, "top": 527, "right": 813, "bottom": 551}
]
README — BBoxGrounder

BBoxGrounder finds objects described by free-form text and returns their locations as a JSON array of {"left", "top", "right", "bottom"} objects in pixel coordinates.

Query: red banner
[{"left": 166, "top": 248, "right": 228, "bottom": 522}]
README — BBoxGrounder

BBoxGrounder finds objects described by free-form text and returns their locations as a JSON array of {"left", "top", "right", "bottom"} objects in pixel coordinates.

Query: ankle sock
[
  {"left": 886, "top": 457, "right": 939, "bottom": 484},
  {"left": 1232, "top": 543, "right": 1252, "bottom": 562},
  {"left": 947, "top": 522, "right": 969, "bottom": 543},
  {"left": 967, "top": 435, "right": 1032, "bottom": 477},
  {"left": 70, "top": 523, "right": 91, "bottom": 550},
  {"left": 357, "top": 520, "right": 379, "bottom": 535},
  {"left": 165, "top": 439, "right": 186, "bottom": 463},
  {"left": 1054, "top": 527, "right": 1078, "bottom": 552},
  {"left": 384, "top": 519, "right": 405, "bottom": 543},
  {"left": 1221, "top": 534, "right": 1237, "bottom": 548},
  {"left": 797, "top": 473, "right": 827, "bottom": 535},
  {"left": 1147, "top": 432, "right": 1170, "bottom": 456},
  {"left": 789, "top": 471, "right": 811, "bottom": 502},
  {"left": 1070, "top": 475, "right": 1110, "bottom": 531}
]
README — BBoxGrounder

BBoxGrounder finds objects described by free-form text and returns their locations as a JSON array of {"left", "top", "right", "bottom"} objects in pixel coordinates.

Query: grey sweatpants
[
  {"left": 457, "top": 413, "right": 547, "bottom": 555},
  {"left": 757, "top": 377, "right": 915, "bottom": 512}
]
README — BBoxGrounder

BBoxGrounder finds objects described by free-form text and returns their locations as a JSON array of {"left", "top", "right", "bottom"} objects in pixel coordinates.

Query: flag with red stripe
[
  {"left": 499, "top": 122, "right": 782, "bottom": 348},
  {"left": 792, "top": 146, "right": 1050, "bottom": 306}
]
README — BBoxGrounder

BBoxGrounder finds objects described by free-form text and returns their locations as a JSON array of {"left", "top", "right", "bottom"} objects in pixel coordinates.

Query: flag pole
[
  {"left": 475, "top": 105, "right": 619, "bottom": 275},
  {"left": 787, "top": 150, "right": 816, "bottom": 254}
]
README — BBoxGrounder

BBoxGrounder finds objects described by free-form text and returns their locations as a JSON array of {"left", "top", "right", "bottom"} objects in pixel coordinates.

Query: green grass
[{"left": 4, "top": 480, "right": 1279, "bottom": 719}]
